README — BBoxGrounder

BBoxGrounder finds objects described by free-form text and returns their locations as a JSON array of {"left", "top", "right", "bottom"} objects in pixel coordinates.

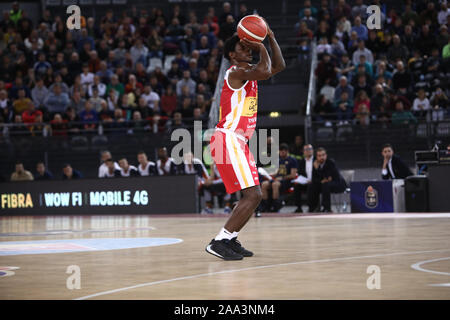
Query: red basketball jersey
[{"left": 216, "top": 65, "right": 258, "bottom": 140}]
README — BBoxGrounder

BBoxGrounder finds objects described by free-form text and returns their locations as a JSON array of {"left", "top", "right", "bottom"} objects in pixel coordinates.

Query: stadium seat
[
  {"left": 436, "top": 122, "right": 450, "bottom": 137},
  {"left": 70, "top": 136, "right": 89, "bottom": 152},
  {"left": 416, "top": 123, "right": 435, "bottom": 138},
  {"left": 91, "top": 135, "right": 108, "bottom": 150},
  {"left": 336, "top": 126, "right": 353, "bottom": 142},
  {"left": 147, "top": 57, "right": 163, "bottom": 73},
  {"left": 315, "top": 127, "right": 334, "bottom": 142}
]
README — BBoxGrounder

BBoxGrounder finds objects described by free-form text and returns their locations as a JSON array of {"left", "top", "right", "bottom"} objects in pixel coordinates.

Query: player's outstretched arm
[{"left": 229, "top": 39, "right": 272, "bottom": 82}]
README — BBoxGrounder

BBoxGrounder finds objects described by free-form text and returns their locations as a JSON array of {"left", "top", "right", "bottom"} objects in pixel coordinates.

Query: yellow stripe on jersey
[
  {"left": 219, "top": 106, "right": 222, "bottom": 121},
  {"left": 226, "top": 90, "right": 242, "bottom": 129},
  {"left": 229, "top": 134, "right": 249, "bottom": 188}
]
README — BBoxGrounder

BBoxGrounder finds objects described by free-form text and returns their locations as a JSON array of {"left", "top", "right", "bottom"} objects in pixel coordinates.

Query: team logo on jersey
[
  {"left": 365, "top": 186, "right": 378, "bottom": 209},
  {"left": 242, "top": 97, "right": 257, "bottom": 117},
  {"left": 0, "top": 266, "right": 19, "bottom": 277}
]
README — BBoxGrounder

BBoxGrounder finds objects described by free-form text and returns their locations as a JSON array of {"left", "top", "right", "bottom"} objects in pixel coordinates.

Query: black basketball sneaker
[
  {"left": 228, "top": 237, "right": 254, "bottom": 257},
  {"left": 205, "top": 239, "right": 243, "bottom": 260}
]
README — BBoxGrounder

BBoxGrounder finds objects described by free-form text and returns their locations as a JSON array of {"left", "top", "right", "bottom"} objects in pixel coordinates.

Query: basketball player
[{"left": 206, "top": 21, "right": 285, "bottom": 260}]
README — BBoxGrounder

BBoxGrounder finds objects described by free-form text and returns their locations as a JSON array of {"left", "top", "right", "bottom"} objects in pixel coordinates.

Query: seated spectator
[
  {"left": 351, "top": 16, "right": 368, "bottom": 41},
  {"left": 13, "top": 88, "right": 32, "bottom": 115},
  {"left": 392, "top": 62, "right": 412, "bottom": 94},
  {"left": 296, "top": 21, "right": 313, "bottom": 41},
  {"left": 392, "top": 100, "right": 417, "bottom": 125},
  {"left": 33, "top": 52, "right": 52, "bottom": 77},
  {"left": 63, "top": 107, "right": 81, "bottom": 134},
  {"left": 125, "top": 74, "right": 143, "bottom": 94},
  {"left": 79, "top": 100, "right": 98, "bottom": 132},
  {"left": 315, "top": 52, "right": 336, "bottom": 88},
  {"left": 141, "top": 84, "right": 160, "bottom": 112},
  {"left": 48, "top": 73, "right": 69, "bottom": 95},
  {"left": 62, "top": 163, "right": 83, "bottom": 180},
  {"left": 335, "top": 54, "right": 355, "bottom": 84},
  {"left": 260, "top": 143, "right": 298, "bottom": 212},
  {"left": 50, "top": 113, "right": 68, "bottom": 136},
  {"left": 334, "top": 75, "right": 354, "bottom": 101},
  {"left": 354, "top": 55, "right": 373, "bottom": 80},
  {"left": 161, "top": 85, "right": 178, "bottom": 116},
  {"left": 412, "top": 88, "right": 431, "bottom": 118},
  {"left": 106, "top": 75, "right": 125, "bottom": 97},
  {"left": 88, "top": 86, "right": 106, "bottom": 112},
  {"left": 80, "top": 63, "right": 94, "bottom": 92},
  {"left": 34, "top": 161, "right": 53, "bottom": 180},
  {"left": 98, "top": 100, "right": 114, "bottom": 122},
  {"left": 11, "top": 161, "right": 34, "bottom": 181},
  {"left": 330, "top": 35, "right": 346, "bottom": 58},
  {"left": 118, "top": 157, "right": 139, "bottom": 177},
  {"left": 354, "top": 90, "right": 371, "bottom": 126},
  {"left": 317, "top": 37, "right": 332, "bottom": 56},
  {"left": 334, "top": 91, "right": 354, "bottom": 124},
  {"left": 314, "top": 94, "right": 334, "bottom": 124},
  {"left": 136, "top": 150, "right": 157, "bottom": 176},
  {"left": 293, "top": 144, "right": 314, "bottom": 213},
  {"left": 156, "top": 147, "right": 177, "bottom": 175},
  {"left": 387, "top": 35, "right": 409, "bottom": 63},
  {"left": 31, "top": 78, "right": 49, "bottom": 109},
  {"left": 98, "top": 150, "right": 120, "bottom": 178},
  {"left": 307, "top": 147, "right": 347, "bottom": 213},
  {"left": 301, "top": 8, "right": 318, "bottom": 33},
  {"left": 0, "top": 89, "right": 13, "bottom": 123},
  {"left": 352, "top": 39, "right": 374, "bottom": 65},
  {"left": 353, "top": 73, "right": 372, "bottom": 97},
  {"left": 88, "top": 76, "right": 106, "bottom": 97},
  {"left": 102, "top": 158, "right": 121, "bottom": 178},
  {"left": 430, "top": 87, "right": 449, "bottom": 121},
  {"left": 22, "top": 101, "right": 42, "bottom": 125},
  {"left": 44, "top": 84, "right": 70, "bottom": 114},
  {"left": 381, "top": 144, "right": 413, "bottom": 180},
  {"left": 176, "top": 70, "right": 196, "bottom": 97}
]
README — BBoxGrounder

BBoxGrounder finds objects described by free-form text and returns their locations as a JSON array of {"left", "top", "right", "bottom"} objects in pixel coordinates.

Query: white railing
[{"left": 304, "top": 39, "right": 317, "bottom": 143}]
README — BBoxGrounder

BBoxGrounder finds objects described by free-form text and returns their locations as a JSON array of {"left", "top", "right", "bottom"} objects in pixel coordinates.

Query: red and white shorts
[{"left": 210, "top": 129, "right": 259, "bottom": 194}]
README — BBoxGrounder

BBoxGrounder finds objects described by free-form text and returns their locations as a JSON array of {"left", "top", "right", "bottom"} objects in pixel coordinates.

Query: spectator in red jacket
[{"left": 22, "top": 101, "right": 42, "bottom": 124}]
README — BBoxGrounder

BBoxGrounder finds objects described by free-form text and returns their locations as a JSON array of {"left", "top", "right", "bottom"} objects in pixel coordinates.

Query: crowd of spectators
[
  {"left": 0, "top": 2, "right": 248, "bottom": 137},
  {"left": 297, "top": 0, "right": 450, "bottom": 127}
]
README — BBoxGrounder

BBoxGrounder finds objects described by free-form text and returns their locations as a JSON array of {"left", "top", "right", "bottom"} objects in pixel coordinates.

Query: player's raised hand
[
  {"left": 240, "top": 38, "right": 263, "bottom": 51},
  {"left": 259, "top": 16, "right": 274, "bottom": 38}
]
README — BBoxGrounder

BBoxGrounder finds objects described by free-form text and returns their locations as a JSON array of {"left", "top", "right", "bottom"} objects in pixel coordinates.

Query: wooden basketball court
[{"left": 0, "top": 213, "right": 449, "bottom": 300}]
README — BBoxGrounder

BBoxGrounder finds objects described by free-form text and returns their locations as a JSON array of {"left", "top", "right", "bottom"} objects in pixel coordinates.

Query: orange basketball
[{"left": 237, "top": 15, "right": 267, "bottom": 43}]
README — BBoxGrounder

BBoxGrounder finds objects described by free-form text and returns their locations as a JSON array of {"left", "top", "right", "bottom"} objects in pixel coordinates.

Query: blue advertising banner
[{"left": 350, "top": 181, "right": 394, "bottom": 213}]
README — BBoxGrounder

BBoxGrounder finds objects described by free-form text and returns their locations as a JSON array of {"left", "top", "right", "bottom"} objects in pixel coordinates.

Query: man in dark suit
[
  {"left": 307, "top": 147, "right": 347, "bottom": 213},
  {"left": 293, "top": 144, "right": 314, "bottom": 212},
  {"left": 381, "top": 144, "right": 413, "bottom": 179}
]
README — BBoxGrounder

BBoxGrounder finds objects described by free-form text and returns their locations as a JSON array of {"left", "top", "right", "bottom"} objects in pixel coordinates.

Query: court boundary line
[
  {"left": 411, "top": 257, "right": 450, "bottom": 276},
  {"left": 75, "top": 248, "right": 450, "bottom": 300}
]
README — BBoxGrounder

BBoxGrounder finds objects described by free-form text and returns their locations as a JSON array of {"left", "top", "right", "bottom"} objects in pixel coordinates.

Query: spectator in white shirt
[
  {"left": 98, "top": 150, "right": 120, "bottom": 178},
  {"left": 88, "top": 76, "right": 106, "bottom": 97},
  {"left": 141, "top": 85, "right": 160, "bottom": 111},
  {"left": 118, "top": 158, "right": 139, "bottom": 177},
  {"left": 137, "top": 151, "right": 157, "bottom": 176},
  {"left": 412, "top": 88, "right": 431, "bottom": 118},
  {"left": 80, "top": 64, "right": 94, "bottom": 92}
]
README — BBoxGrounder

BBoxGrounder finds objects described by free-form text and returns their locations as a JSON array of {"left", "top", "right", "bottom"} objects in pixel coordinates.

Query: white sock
[
  {"left": 215, "top": 227, "right": 234, "bottom": 241},
  {"left": 231, "top": 231, "right": 239, "bottom": 239}
]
